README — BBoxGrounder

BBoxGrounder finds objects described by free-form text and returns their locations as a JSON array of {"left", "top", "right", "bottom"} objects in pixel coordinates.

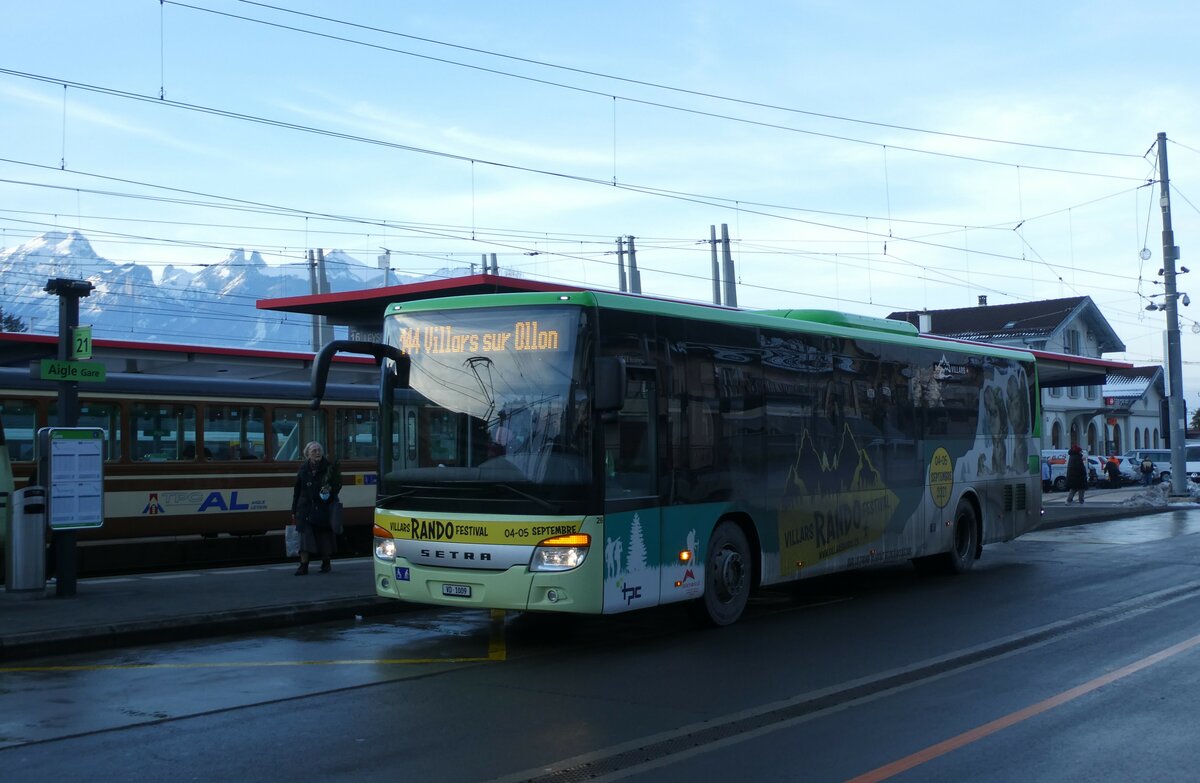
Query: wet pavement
[
  {"left": 1, "top": 487, "right": 1196, "bottom": 662},
  {"left": 0, "top": 557, "right": 415, "bottom": 661}
]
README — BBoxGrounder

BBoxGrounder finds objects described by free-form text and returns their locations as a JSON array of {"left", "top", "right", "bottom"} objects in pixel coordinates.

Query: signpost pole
[{"left": 44, "top": 278, "right": 94, "bottom": 597}]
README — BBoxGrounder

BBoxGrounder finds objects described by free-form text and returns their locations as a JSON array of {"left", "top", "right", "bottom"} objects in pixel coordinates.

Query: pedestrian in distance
[
  {"left": 1065, "top": 444, "right": 1087, "bottom": 504},
  {"left": 291, "top": 441, "right": 341, "bottom": 575},
  {"left": 1041, "top": 457, "right": 1052, "bottom": 493},
  {"left": 1104, "top": 456, "right": 1122, "bottom": 488},
  {"left": 1140, "top": 457, "right": 1155, "bottom": 487}
]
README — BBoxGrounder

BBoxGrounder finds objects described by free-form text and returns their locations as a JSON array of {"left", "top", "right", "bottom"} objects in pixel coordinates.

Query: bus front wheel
[{"left": 695, "top": 521, "right": 751, "bottom": 627}]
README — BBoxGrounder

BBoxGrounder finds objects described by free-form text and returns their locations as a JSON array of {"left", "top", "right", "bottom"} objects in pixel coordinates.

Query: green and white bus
[{"left": 313, "top": 290, "right": 1041, "bottom": 625}]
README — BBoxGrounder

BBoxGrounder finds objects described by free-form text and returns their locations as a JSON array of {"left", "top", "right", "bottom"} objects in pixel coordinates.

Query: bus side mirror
[
  {"left": 595, "top": 356, "right": 626, "bottom": 413},
  {"left": 312, "top": 340, "right": 408, "bottom": 409},
  {"left": 390, "top": 353, "right": 411, "bottom": 389}
]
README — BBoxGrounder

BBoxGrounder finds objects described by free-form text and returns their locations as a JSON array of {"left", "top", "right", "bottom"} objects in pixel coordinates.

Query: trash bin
[{"left": 4, "top": 486, "right": 46, "bottom": 592}]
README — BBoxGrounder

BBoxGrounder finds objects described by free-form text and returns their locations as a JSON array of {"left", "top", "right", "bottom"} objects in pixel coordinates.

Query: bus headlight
[
  {"left": 373, "top": 524, "right": 396, "bottom": 562},
  {"left": 530, "top": 533, "right": 590, "bottom": 572}
]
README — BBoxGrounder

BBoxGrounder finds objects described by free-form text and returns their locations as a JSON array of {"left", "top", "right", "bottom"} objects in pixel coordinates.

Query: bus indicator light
[{"left": 678, "top": 550, "right": 692, "bottom": 562}]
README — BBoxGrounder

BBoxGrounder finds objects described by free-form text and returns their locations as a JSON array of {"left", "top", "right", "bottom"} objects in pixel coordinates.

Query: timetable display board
[{"left": 38, "top": 427, "right": 106, "bottom": 530}]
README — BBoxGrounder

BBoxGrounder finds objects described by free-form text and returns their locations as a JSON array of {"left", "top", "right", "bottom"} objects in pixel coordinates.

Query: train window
[
  {"left": 333, "top": 407, "right": 377, "bottom": 461},
  {"left": 273, "top": 407, "right": 326, "bottom": 463},
  {"left": 43, "top": 401, "right": 122, "bottom": 461},
  {"left": 203, "top": 405, "right": 266, "bottom": 460},
  {"left": 78, "top": 403, "right": 121, "bottom": 462},
  {"left": 48, "top": 401, "right": 121, "bottom": 461},
  {"left": 0, "top": 398, "right": 38, "bottom": 462},
  {"left": 131, "top": 403, "right": 197, "bottom": 461}
]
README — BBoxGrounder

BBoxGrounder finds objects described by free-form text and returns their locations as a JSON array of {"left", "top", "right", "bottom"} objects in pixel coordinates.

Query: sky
[{"left": 2, "top": 0, "right": 1200, "bottom": 394}]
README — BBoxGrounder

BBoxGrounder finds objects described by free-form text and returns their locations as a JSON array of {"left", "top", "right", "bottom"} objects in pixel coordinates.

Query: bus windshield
[{"left": 380, "top": 305, "right": 593, "bottom": 511}]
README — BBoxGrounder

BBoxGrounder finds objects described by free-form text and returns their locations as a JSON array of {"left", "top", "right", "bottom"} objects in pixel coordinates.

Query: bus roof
[{"left": 384, "top": 290, "right": 1036, "bottom": 363}]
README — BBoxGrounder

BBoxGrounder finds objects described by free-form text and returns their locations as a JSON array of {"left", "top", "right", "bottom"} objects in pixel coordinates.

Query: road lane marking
[
  {"left": 487, "top": 583, "right": 1200, "bottom": 783},
  {"left": 845, "top": 631, "right": 1200, "bottom": 783}
]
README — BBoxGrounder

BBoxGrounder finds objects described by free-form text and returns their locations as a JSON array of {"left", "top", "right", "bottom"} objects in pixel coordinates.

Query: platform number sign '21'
[{"left": 71, "top": 326, "right": 93, "bottom": 360}]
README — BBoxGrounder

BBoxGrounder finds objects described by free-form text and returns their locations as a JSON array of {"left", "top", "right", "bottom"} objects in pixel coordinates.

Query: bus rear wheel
[
  {"left": 695, "top": 521, "right": 751, "bottom": 627},
  {"left": 914, "top": 500, "right": 979, "bottom": 575}
]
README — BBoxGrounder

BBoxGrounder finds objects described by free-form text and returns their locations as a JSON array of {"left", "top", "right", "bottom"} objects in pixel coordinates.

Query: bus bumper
[{"left": 374, "top": 554, "right": 605, "bottom": 614}]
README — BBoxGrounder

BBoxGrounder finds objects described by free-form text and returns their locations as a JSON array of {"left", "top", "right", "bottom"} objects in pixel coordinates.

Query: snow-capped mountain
[{"left": 0, "top": 230, "right": 431, "bottom": 350}]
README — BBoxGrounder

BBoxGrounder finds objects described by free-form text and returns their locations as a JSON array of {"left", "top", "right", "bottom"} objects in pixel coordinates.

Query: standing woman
[
  {"left": 1065, "top": 444, "right": 1087, "bottom": 504},
  {"left": 291, "top": 441, "right": 341, "bottom": 575}
]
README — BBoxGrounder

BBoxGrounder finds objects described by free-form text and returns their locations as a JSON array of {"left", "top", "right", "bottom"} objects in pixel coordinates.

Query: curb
[
  {"left": 0, "top": 597, "right": 421, "bottom": 663},
  {"left": 1035, "top": 502, "right": 1197, "bottom": 531}
]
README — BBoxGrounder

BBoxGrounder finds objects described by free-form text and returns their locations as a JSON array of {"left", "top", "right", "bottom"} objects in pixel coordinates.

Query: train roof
[
  {"left": 0, "top": 365, "right": 375, "bottom": 402},
  {"left": 0, "top": 332, "right": 378, "bottom": 385}
]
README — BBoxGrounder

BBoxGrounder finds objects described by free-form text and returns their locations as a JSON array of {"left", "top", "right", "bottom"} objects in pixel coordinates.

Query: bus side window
[{"left": 605, "top": 376, "right": 656, "bottom": 498}]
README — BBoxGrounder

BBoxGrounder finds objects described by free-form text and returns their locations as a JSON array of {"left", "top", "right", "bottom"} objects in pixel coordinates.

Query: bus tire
[
  {"left": 695, "top": 521, "right": 751, "bottom": 627},
  {"left": 914, "top": 500, "right": 979, "bottom": 575}
]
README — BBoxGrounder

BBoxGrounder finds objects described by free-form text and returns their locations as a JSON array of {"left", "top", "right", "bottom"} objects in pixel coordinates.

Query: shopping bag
[
  {"left": 329, "top": 502, "right": 344, "bottom": 535},
  {"left": 285, "top": 523, "right": 301, "bottom": 557}
]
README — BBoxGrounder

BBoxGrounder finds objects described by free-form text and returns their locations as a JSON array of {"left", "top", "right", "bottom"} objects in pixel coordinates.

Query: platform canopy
[{"left": 257, "top": 274, "right": 579, "bottom": 336}]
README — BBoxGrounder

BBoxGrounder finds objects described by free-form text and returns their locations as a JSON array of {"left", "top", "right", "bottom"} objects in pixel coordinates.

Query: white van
[
  {"left": 1123, "top": 444, "right": 1200, "bottom": 486},
  {"left": 1187, "top": 443, "right": 1200, "bottom": 484},
  {"left": 1041, "top": 448, "right": 1096, "bottom": 491}
]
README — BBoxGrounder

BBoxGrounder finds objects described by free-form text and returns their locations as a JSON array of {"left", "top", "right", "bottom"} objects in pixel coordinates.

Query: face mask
[{"left": 319, "top": 492, "right": 330, "bottom": 501}]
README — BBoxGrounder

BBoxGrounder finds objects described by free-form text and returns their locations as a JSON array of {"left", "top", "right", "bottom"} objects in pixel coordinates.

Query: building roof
[
  {"left": 1103, "top": 365, "right": 1163, "bottom": 399},
  {"left": 887, "top": 296, "right": 1126, "bottom": 353}
]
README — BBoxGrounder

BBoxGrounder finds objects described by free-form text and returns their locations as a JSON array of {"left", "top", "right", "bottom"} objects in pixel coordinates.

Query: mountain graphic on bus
[{"left": 778, "top": 426, "right": 899, "bottom": 575}]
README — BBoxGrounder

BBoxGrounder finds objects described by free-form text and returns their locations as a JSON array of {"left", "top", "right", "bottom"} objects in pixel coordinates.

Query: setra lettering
[{"left": 419, "top": 549, "right": 492, "bottom": 562}]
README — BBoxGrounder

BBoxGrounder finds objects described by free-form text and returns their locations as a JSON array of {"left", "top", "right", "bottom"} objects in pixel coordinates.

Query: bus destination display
[{"left": 398, "top": 319, "right": 565, "bottom": 355}]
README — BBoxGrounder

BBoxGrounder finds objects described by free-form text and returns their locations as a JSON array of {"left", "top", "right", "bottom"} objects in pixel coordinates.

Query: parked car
[{"left": 1085, "top": 455, "right": 1104, "bottom": 486}]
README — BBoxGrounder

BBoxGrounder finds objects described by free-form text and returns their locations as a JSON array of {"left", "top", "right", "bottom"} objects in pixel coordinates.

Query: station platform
[
  {"left": 1, "top": 489, "right": 1195, "bottom": 663},
  {"left": 0, "top": 556, "right": 410, "bottom": 662}
]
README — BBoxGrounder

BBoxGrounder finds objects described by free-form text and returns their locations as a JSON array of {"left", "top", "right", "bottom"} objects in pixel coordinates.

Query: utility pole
[
  {"left": 316, "top": 249, "right": 333, "bottom": 347},
  {"left": 720, "top": 223, "right": 737, "bottom": 307},
  {"left": 626, "top": 236, "right": 642, "bottom": 294},
  {"left": 710, "top": 225, "right": 722, "bottom": 305},
  {"left": 378, "top": 249, "right": 391, "bottom": 287},
  {"left": 307, "top": 249, "right": 320, "bottom": 351},
  {"left": 1156, "top": 132, "right": 1189, "bottom": 498},
  {"left": 616, "top": 237, "right": 627, "bottom": 293}
]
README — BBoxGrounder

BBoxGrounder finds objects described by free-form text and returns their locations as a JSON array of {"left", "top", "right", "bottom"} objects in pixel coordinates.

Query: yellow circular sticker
[{"left": 929, "top": 447, "right": 953, "bottom": 508}]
